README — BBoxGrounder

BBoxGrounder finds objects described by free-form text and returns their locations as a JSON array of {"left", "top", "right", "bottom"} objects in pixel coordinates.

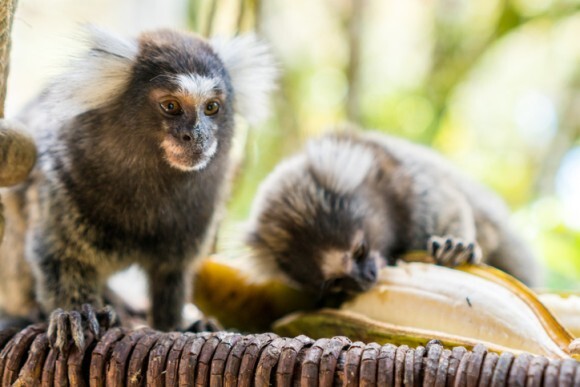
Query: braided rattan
[{"left": 1, "top": 325, "right": 579, "bottom": 386}]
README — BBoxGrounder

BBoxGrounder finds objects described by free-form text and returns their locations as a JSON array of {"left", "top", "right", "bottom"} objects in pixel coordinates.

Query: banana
[
  {"left": 273, "top": 309, "right": 525, "bottom": 355},
  {"left": 340, "top": 261, "right": 576, "bottom": 359},
  {"left": 539, "top": 293, "right": 580, "bottom": 337},
  {"left": 193, "top": 256, "right": 316, "bottom": 332},
  {"left": 194, "top": 255, "right": 578, "bottom": 358}
]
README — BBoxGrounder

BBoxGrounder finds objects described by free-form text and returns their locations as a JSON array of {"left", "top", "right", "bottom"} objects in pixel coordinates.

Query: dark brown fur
[{"left": 0, "top": 27, "right": 276, "bottom": 346}]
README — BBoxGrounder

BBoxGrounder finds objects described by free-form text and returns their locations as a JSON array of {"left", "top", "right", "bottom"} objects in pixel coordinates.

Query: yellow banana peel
[
  {"left": 273, "top": 308, "right": 525, "bottom": 355},
  {"left": 193, "top": 257, "right": 316, "bottom": 331},
  {"left": 538, "top": 293, "right": 580, "bottom": 338},
  {"left": 194, "top": 255, "right": 578, "bottom": 358},
  {"left": 460, "top": 264, "right": 576, "bottom": 357},
  {"left": 340, "top": 260, "right": 576, "bottom": 359}
]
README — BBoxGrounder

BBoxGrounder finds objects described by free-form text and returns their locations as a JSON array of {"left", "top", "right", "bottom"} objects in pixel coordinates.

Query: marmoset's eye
[
  {"left": 204, "top": 100, "right": 220, "bottom": 116},
  {"left": 160, "top": 99, "right": 183, "bottom": 116}
]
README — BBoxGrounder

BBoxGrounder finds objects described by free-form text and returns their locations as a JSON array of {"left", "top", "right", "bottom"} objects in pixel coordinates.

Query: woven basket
[{"left": 1, "top": 324, "right": 579, "bottom": 386}]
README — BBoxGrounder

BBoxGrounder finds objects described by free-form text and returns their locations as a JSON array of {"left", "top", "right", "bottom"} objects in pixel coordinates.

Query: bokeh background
[{"left": 7, "top": 0, "right": 580, "bottom": 289}]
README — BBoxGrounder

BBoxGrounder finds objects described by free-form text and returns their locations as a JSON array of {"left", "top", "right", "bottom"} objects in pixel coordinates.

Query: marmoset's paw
[
  {"left": 428, "top": 235, "right": 482, "bottom": 267},
  {"left": 47, "top": 304, "right": 117, "bottom": 352}
]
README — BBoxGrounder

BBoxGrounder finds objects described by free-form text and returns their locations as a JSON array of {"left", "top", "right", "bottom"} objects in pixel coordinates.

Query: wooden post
[
  {"left": 0, "top": 0, "right": 37, "bottom": 243},
  {"left": 0, "top": 0, "right": 17, "bottom": 119}
]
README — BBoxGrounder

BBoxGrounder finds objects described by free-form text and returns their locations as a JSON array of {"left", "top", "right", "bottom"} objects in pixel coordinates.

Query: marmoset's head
[
  {"left": 247, "top": 133, "right": 389, "bottom": 296},
  {"left": 50, "top": 27, "right": 276, "bottom": 172}
]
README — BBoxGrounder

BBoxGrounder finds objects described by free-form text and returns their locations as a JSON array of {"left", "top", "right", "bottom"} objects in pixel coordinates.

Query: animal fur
[
  {"left": 0, "top": 27, "right": 276, "bottom": 346},
  {"left": 247, "top": 128, "right": 541, "bottom": 295}
]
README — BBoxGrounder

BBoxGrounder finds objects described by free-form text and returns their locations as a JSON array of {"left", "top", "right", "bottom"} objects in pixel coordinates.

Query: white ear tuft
[
  {"left": 307, "top": 136, "right": 374, "bottom": 194},
  {"left": 46, "top": 26, "right": 138, "bottom": 117},
  {"left": 210, "top": 34, "right": 278, "bottom": 124},
  {"left": 82, "top": 25, "right": 138, "bottom": 61}
]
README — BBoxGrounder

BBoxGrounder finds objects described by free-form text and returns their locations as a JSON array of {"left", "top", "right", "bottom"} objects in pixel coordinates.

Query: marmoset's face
[
  {"left": 277, "top": 227, "right": 381, "bottom": 296},
  {"left": 127, "top": 32, "right": 234, "bottom": 172},
  {"left": 256, "top": 187, "right": 381, "bottom": 296},
  {"left": 149, "top": 76, "right": 226, "bottom": 172}
]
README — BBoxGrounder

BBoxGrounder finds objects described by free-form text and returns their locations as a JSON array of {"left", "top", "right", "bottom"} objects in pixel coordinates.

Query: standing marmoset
[
  {"left": 247, "top": 128, "right": 541, "bottom": 296},
  {"left": 0, "top": 27, "right": 276, "bottom": 350}
]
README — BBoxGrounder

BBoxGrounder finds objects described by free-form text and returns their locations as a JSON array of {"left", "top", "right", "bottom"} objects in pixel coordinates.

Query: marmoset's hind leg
[{"left": 485, "top": 225, "right": 542, "bottom": 286}]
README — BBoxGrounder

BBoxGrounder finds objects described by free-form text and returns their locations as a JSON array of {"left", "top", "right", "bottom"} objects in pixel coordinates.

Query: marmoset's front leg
[{"left": 32, "top": 235, "right": 117, "bottom": 351}]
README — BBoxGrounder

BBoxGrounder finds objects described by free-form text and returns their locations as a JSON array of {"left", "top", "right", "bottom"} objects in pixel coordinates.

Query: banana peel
[
  {"left": 194, "top": 255, "right": 579, "bottom": 358},
  {"left": 340, "top": 260, "right": 576, "bottom": 359},
  {"left": 273, "top": 309, "right": 525, "bottom": 355},
  {"left": 539, "top": 293, "right": 580, "bottom": 338},
  {"left": 461, "top": 264, "right": 576, "bottom": 355},
  {"left": 193, "top": 257, "right": 316, "bottom": 331}
]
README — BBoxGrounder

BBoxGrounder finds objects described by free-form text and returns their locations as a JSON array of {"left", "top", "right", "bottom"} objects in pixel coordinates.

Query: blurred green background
[{"left": 8, "top": 0, "right": 580, "bottom": 289}]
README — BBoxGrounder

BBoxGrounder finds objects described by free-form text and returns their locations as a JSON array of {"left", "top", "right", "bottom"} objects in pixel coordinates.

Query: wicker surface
[{"left": 0, "top": 325, "right": 579, "bottom": 386}]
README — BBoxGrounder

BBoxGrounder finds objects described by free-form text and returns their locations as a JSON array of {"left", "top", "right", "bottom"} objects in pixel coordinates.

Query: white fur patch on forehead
[
  {"left": 43, "top": 26, "right": 138, "bottom": 118},
  {"left": 210, "top": 34, "right": 278, "bottom": 124},
  {"left": 175, "top": 74, "right": 220, "bottom": 100},
  {"left": 307, "top": 136, "right": 374, "bottom": 194}
]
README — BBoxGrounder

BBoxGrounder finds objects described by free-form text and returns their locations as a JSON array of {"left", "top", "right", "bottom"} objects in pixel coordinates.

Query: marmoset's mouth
[{"left": 160, "top": 136, "right": 218, "bottom": 172}]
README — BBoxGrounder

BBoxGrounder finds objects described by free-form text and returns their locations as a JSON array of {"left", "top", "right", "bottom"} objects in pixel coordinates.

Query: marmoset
[
  {"left": 0, "top": 27, "right": 276, "bottom": 350},
  {"left": 247, "top": 128, "right": 540, "bottom": 296}
]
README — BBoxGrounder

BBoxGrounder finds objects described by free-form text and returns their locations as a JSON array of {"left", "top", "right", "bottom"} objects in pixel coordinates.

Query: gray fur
[
  {"left": 0, "top": 27, "right": 276, "bottom": 336},
  {"left": 247, "top": 128, "right": 541, "bottom": 296}
]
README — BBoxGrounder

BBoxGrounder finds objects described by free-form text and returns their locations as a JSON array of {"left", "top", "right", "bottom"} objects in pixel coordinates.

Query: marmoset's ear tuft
[
  {"left": 210, "top": 34, "right": 278, "bottom": 124},
  {"left": 47, "top": 26, "right": 138, "bottom": 115}
]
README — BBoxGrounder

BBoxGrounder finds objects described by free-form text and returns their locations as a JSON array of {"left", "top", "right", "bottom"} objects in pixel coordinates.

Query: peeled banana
[
  {"left": 273, "top": 308, "right": 526, "bottom": 355},
  {"left": 193, "top": 256, "right": 578, "bottom": 359},
  {"left": 340, "top": 261, "right": 576, "bottom": 359},
  {"left": 539, "top": 293, "right": 580, "bottom": 337}
]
